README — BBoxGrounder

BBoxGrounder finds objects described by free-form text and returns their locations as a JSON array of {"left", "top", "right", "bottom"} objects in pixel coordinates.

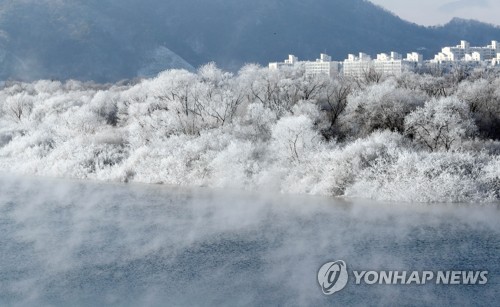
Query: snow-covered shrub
[
  {"left": 33, "top": 80, "right": 63, "bottom": 94},
  {"left": 271, "top": 115, "right": 321, "bottom": 163},
  {"left": 89, "top": 91, "right": 119, "bottom": 126},
  {"left": 208, "top": 140, "right": 261, "bottom": 188},
  {"left": 1, "top": 93, "right": 34, "bottom": 123},
  {"left": 346, "top": 151, "right": 499, "bottom": 203},
  {"left": 233, "top": 102, "right": 277, "bottom": 141},
  {"left": 326, "top": 131, "right": 407, "bottom": 195},
  {"left": 0, "top": 128, "right": 56, "bottom": 160}
]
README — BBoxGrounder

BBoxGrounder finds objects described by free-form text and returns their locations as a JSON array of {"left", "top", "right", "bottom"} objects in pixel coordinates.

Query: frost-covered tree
[
  {"left": 340, "top": 79, "right": 427, "bottom": 138},
  {"left": 418, "top": 74, "right": 453, "bottom": 98},
  {"left": 1, "top": 93, "right": 34, "bottom": 123},
  {"left": 360, "top": 66, "right": 384, "bottom": 85},
  {"left": 271, "top": 115, "right": 320, "bottom": 162},
  {"left": 194, "top": 63, "right": 243, "bottom": 127},
  {"left": 317, "top": 78, "right": 353, "bottom": 139},
  {"left": 405, "top": 97, "right": 477, "bottom": 151},
  {"left": 237, "top": 64, "right": 308, "bottom": 117},
  {"left": 456, "top": 78, "right": 500, "bottom": 140}
]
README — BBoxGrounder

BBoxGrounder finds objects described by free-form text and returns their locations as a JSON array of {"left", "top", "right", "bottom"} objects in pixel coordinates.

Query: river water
[{"left": 0, "top": 176, "right": 498, "bottom": 306}]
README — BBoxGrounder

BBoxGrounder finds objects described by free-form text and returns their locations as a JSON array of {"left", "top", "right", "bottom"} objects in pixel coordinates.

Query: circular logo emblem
[{"left": 318, "top": 260, "right": 348, "bottom": 295}]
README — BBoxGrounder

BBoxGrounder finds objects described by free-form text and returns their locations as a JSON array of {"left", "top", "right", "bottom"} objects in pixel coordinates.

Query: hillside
[{"left": 0, "top": 0, "right": 499, "bottom": 81}]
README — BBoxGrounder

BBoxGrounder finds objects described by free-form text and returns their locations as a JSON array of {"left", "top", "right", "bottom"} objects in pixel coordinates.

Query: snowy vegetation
[{"left": 1, "top": 64, "right": 499, "bottom": 203}]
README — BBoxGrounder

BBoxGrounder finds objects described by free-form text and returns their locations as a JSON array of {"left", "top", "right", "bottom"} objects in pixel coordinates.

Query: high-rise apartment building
[{"left": 433, "top": 40, "right": 499, "bottom": 63}]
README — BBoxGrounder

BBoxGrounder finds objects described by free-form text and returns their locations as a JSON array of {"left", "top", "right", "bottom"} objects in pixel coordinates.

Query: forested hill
[{"left": 0, "top": 0, "right": 499, "bottom": 82}]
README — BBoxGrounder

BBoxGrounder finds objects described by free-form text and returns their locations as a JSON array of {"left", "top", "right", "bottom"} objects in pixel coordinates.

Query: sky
[{"left": 370, "top": 0, "right": 500, "bottom": 26}]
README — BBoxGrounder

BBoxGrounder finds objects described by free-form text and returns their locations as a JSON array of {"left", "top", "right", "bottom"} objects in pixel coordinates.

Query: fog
[{"left": 0, "top": 175, "right": 498, "bottom": 306}]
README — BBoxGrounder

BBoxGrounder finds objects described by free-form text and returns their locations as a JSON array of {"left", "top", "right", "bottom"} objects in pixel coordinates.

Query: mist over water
[{"left": 0, "top": 176, "right": 499, "bottom": 306}]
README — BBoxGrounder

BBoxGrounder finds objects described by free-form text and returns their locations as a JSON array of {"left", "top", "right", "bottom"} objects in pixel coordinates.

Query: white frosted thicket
[{"left": 1, "top": 64, "right": 499, "bottom": 203}]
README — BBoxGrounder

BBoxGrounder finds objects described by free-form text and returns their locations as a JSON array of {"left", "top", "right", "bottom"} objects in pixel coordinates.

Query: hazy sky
[{"left": 370, "top": 0, "right": 500, "bottom": 26}]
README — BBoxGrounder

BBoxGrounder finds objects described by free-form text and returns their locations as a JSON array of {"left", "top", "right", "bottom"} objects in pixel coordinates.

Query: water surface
[{"left": 0, "top": 176, "right": 498, "bottom": 306}]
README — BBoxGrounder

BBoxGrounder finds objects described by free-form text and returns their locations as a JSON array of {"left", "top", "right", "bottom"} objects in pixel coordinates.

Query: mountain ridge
[{"left": 0, "top": 0, "right": 499, "bottom": 82}]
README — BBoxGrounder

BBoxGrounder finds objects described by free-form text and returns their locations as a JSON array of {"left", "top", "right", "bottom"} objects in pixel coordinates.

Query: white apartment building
[
  {"left": 269, "top": 53, "right": 340, "bottom": 77},
  {"left": 406, "top": 52, "right": 424, "bottom": 63},
  {"left": 373, "top": 51, "right": 422, "bottom": 76},
  {"left": 433, "top": 40, "right": 499, "bottom": 63},
  {"left": 342, "top": 52, "right": 372, "bottom": 77},
  {"left": 374, "top": 52, "right": 403, "bottom": 76},
  {"left": 269, "top": 54, "right": 299, "bottom": 70},
  {"left": 493, "top": 53, "right": 500, "bottom": 66},
  {"left": 304, "top": 53, "right": 341, "bottom": 77},
  {"left": 269, "top": 39, "right": 499, "bottom": 77},
  {"left": 343, "top": 51, "right": 422, "bottom": 77}
]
